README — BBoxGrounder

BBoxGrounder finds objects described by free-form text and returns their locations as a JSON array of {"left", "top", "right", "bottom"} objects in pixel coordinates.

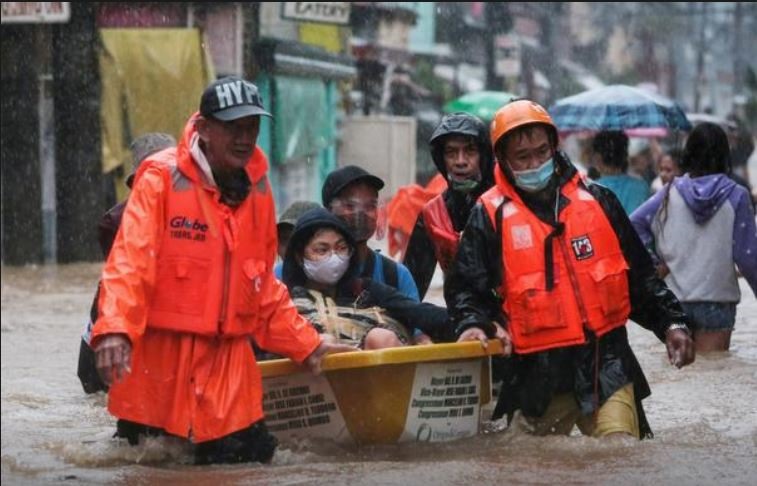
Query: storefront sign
[
  {"left": 281, "top": 2, "right": 350, "bottom": 25},
  {"left": 1, "top": 2, "right": 70, "bottom": 23}
]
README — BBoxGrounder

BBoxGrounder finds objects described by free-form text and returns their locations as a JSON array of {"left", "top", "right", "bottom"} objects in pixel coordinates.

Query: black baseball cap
[
  {"left": 322, "top": 165, "right": 385, "bottom": 207},
  {"left": 200, "top": 76, "right": 272, "bottom": 121}
]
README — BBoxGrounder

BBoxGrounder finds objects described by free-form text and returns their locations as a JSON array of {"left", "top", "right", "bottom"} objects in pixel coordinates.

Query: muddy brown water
[{"left": 2, "top": 263, "right": 756, "bottom": 485}]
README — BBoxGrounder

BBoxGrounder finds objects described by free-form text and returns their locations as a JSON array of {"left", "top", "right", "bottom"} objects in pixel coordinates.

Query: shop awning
[{"left": 254, "top": 38, "right": 356, "bottom": 80}]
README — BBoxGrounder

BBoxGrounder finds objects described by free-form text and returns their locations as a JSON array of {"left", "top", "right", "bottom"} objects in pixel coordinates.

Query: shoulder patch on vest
[
  {"left": 511, "top": 224, "right": 533, "bottom": 250},
  {"left": 501, "top": 201, "right": 518, "bottom": 218},
  {"left": 571, "top": 234, "right": 594, "bottom": 260}
]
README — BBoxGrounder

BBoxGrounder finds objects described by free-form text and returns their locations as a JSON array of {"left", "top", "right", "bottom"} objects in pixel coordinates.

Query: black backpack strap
[
  {"left": 380, "top": 254, "right": 399, "bottom": 289},
  {"left": 360, "top": 251, "right": 376, "bottom": 279}
]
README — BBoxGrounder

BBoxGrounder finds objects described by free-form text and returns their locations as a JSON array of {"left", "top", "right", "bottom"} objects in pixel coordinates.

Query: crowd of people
[{"left": 82, "top": 76, "right": 757, "bottom": 464}]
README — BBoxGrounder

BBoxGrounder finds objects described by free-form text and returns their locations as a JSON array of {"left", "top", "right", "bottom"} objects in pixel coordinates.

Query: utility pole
[
  {"left": 483, "top": 3, "right": 512, "bottom": 91},
  {"left": 733, "top": 2, "right": 743, "bottom": 97},
  {"left": 694, "top": 2, "right": 708, "bottom": 112}
]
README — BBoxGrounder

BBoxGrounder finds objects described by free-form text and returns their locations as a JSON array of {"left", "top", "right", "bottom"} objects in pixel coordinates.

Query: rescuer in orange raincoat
[{"left": 92, "top": 76, "right": 352, "bottom": 464}]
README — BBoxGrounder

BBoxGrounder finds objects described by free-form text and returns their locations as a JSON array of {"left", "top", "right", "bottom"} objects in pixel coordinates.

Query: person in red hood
[{"left": 91, "top": 76, "right": 352, "bottom": 465}]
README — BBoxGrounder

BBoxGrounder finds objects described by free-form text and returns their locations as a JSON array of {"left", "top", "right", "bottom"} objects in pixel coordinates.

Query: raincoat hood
[
  {"left": 673, "top": 173, "right": 738, "bottom": 224},
  {"left": 429, "top": 112, "right": 494, "bottom": 191},
  {"left": 281, "top": 207, "right": 357, "bottom": 289}
]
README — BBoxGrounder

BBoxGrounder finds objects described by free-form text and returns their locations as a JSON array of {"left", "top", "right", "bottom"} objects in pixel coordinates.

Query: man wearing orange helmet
[{"left": 445, "top": 99, "right": 695, "bottom": 439}]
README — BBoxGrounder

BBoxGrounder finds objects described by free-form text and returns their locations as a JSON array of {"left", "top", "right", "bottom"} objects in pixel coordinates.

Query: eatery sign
[{"left": 281, "top": 2, "right": 350, "bottom": 25}]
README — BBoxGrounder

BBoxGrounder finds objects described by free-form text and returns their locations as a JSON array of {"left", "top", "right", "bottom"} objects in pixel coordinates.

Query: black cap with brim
[
  {"left": 200, "top": 76, "right": 273, "bottom": 122},
  {"left": 322, "top": 165, "right": 385, "bottom": 207},
  {"left": 211, "top": 104, "right": 272, "bottom": 121}
]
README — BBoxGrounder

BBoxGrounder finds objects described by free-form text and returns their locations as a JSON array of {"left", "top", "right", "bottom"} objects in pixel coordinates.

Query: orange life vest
[
  {"left": 147, "top": 148, "right": 274, "bottom": 337},
  {"left": 480, "top": 169, "right": 630, "bottom": 354},
  {"left": 421, "top": 194, "right": 460, "bottom": 273}
]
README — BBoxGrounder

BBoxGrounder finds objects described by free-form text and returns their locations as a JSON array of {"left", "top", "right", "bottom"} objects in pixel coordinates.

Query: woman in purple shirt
[{"left": 631, "top": 123, "right": 757, "bottom": 353}]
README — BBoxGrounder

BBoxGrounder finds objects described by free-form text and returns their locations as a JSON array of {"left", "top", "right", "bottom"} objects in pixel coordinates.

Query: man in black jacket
[
  {"left": 403, "top": 112, "right": 494, "bottom": 300},
  {"left": 445, "top": 99, "right": 695, "bottom": 439}
]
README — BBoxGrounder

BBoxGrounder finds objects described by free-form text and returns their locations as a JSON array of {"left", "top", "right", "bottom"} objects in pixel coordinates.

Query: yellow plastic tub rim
[{"left": 260, "top": 341, "right": 502, "bottom": 445}]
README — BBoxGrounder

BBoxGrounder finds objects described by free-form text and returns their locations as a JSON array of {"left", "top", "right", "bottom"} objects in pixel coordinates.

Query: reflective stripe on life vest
[{"left": 421, "top": 194, "right": 460, "bottom": 273}]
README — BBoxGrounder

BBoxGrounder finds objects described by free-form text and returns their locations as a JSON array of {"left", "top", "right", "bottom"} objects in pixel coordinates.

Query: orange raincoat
[
  {"left": 92, "top": 114, "right": 320, "bottom": 443},
  {"left": 386, "top": 174, "right": 446, "bottom": 259}
]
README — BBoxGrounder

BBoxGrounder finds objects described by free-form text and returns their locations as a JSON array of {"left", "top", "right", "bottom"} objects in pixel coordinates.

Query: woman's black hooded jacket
[{"left": 280, "top": 207, "right": 453, "bottom": 341}]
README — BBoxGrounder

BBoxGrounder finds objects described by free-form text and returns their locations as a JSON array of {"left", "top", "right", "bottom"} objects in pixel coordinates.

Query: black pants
[{"left": 116, "top": 419, "right": 278, "bottom": 465}]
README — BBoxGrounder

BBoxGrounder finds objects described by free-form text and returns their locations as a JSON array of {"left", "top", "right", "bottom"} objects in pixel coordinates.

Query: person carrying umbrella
[
  {"left": 590, "top": 130, "right": 651, "bottom": 214},
  {"left": 403, "top": 112, "right": 495, "bottom": 302},
  {"left": 446, "top": 99, "right": 695, "bottom": 439}
]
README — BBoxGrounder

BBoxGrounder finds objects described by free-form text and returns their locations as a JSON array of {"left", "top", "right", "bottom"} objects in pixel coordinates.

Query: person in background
[
  {"left": 402, "top": 112, "right": 494, "bottom": 301},
  {"left": 273, "top": 200, "right": 321, "bottom": 278},
  {"left": 650, "top": 148, "right": 683, "bottom": 194},
  {"left": 446, "top": 99, "right": 694, "bottom": 440},
  {"left": 98, "top": 133, "right": 178, "bottom": 254},
  {"left": 591, "top": 130, "right": 651, "bottom": 214},
  {"left": 322, "top": 165, "right": 420, "bottom": 301},
  {"left": 91, "top": 76, "right": 351, "bottom": 465},
  {"left": 631, "top": 122, "right": 757, "bottom": 353},
  {"left": 77, "top": 132, "right": 176, "bottom": 395},
  {"left": 628, "top": 138, "right": 658, "bottom": 185}
]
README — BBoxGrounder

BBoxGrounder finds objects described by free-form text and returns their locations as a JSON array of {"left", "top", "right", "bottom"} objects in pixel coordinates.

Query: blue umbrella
[{"left": 549, "top": 85, "right": 692, "bottom": 134}]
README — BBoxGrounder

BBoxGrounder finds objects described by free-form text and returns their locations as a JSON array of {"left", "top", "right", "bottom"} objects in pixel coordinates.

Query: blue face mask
[{"left": 512, "top": 158, "right": 554, "bottom": 192}]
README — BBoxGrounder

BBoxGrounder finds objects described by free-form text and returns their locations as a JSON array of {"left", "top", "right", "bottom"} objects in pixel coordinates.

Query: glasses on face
[
  {"left": 329, "top": 198, "right": 379, "bottom": 214},
  {"left": 305, "top": 243, "right": 353, "bottom": 261}
]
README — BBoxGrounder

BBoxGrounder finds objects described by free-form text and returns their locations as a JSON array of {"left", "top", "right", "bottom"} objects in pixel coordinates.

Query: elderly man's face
[
  {"left": 443, "top": 135, "right": 481, "bottom": 182},
  {"left": 197, "top": 115, "right": 260, "bottom": 171}
]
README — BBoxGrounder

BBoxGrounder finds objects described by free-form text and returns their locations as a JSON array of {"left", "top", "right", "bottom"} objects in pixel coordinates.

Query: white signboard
[
  {"left": 400, "top": 360, "right": 482, "bottom": 442},
  {"left": 281, "top": 2, "right": 350, "bottom": 25},
  {"left": 1, "top": 2, "right": 70, "bottom": 23},
  {"left": 262, "top": 373, "right": 350, "bottom": 443},
  {"left": 495, "top": 34, "right": 521, "bottom": 77}
]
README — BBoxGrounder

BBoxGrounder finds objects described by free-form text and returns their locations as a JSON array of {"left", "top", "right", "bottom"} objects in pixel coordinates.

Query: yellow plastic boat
[{"left": 259, "top": 340, "right": 503, "bottom": 445}]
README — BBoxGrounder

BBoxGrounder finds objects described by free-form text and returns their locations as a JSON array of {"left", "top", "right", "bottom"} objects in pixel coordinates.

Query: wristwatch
[{"left": 666, "top": 322, "right": 691, "bottom": 336}]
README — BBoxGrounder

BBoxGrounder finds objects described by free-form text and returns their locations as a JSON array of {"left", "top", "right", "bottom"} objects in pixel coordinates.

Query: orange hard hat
[{"left": 490, "top": 99, "right": 557, "bottom": 149}]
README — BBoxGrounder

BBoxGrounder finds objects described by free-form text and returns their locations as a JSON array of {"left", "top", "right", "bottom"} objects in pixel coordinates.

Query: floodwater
[{"left": 2, "top": 263, "right": 756, "bottom": 485}]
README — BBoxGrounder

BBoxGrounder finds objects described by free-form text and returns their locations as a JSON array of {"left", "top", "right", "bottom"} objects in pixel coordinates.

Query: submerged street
[{"left": 2, "top": 263, "right": 755, "bottom": 485}]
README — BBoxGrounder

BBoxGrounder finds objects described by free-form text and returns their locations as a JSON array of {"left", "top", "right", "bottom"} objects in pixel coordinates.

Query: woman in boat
[{"left": 280, "top": 207, "right": 454, "bottom": 349}]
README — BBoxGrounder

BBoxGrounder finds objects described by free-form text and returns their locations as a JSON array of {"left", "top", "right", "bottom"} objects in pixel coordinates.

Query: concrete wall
[{"left": 338, "top": 115, "right": 416, "bottom": 200}]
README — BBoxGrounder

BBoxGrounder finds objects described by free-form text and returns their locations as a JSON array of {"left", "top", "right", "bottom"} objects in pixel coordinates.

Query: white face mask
[{"left": 303, "top": 253, "right": 351, "bottom": 285}]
